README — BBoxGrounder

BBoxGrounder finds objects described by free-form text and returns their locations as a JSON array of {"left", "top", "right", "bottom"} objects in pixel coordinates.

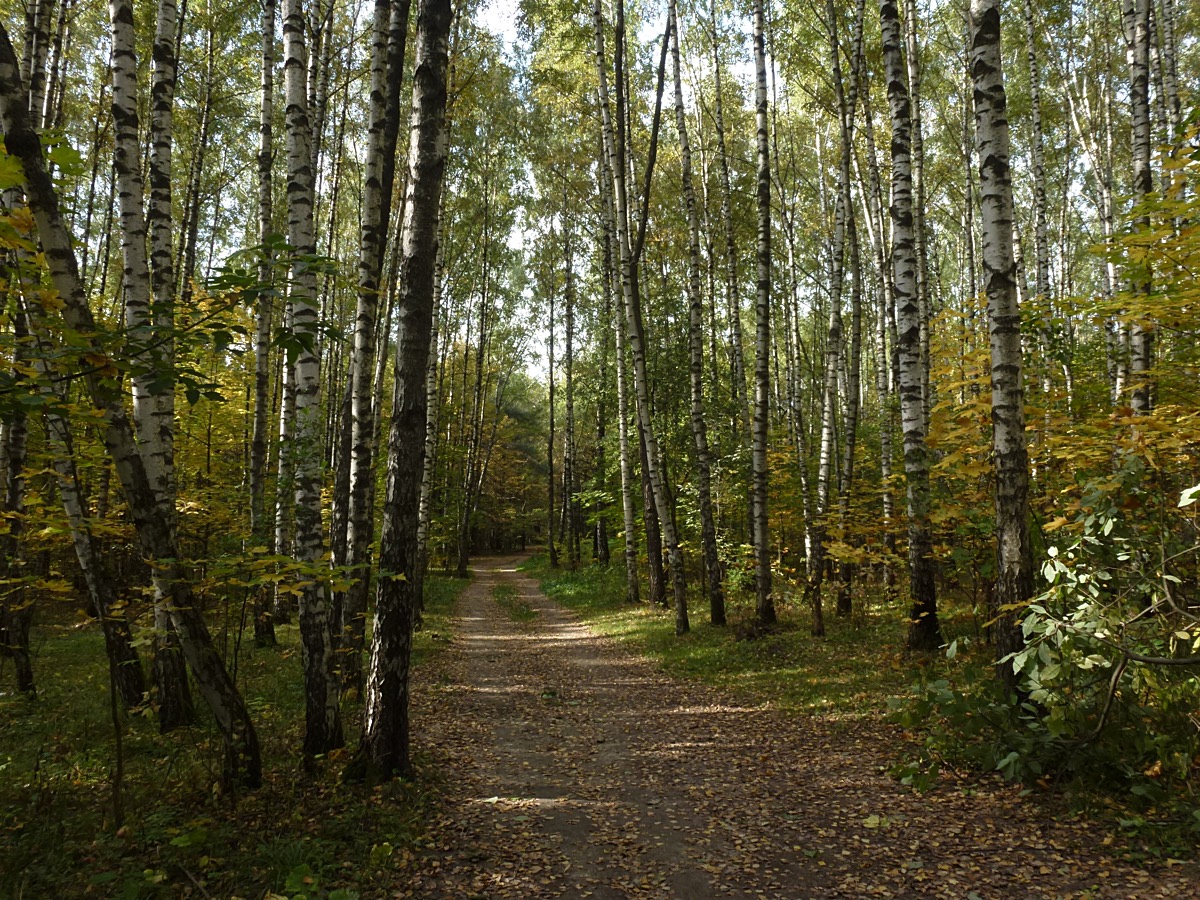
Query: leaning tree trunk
[
  {"left": 879, "top": 0, "right": 941, "bottom": 651},
  {"left": 669, "top": 0, "right": 724, "bottom": 626},
  {"left": 970, "top": 0, "right": 1032, "bottom": 688},
  {"left": 40, "top": 393, "right": 146, "bottom": 707},
  {"left": 283, "top": 0, "right": 342, "bottom": 756},
  {"left": 0, "top": 27, "right": 262, "bottom": 787},
  {"left": 350, "top": 0, "right": 452, "bottom": 782},
  {"left": 751, "top": 0, "right": 774, "bottom": 627}
]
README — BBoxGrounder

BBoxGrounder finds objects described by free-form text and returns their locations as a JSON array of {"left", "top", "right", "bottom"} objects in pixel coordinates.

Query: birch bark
[
  {"left": 283, "top": 0, "right": 342, "bottom": 755},
  {"left": 0, "top": 26, "right": 262, "bottom": 786},
  {"left": 880, "top": 0, "right": 940, "bottom": 650},
  {"left": 1122, "top": 0, "right": 1153, "bottom": 414},
  {"left": 595, "top": 0, "right": 688, "bottom": 633},
  {"left": 344, "top": 0, "right": 412, "bottom": 695},
  {"left": 669, "top": 0, "right": 724, "bottom": 626},
  {"left": 970, "top": 0, "right": 1032, "bottom": 683},
  {"left": 352, "top": 0, "right": 452, "bottom": 781},
  {"left": 251, "top": 0, "right": 277, "bottom": 648},
  {"left": 751, "top": 0, "right": 774, "bottom": 626}
]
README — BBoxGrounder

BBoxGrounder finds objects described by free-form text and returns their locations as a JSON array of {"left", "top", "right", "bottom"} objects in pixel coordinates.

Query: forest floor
[{"left": 399, "top": 554, "right": 1196, "bottom": 899}]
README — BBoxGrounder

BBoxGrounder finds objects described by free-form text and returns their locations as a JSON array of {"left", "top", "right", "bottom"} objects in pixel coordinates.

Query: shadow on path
[{"left": 403, "top": 555, "right": 1192, "bottom": 899}]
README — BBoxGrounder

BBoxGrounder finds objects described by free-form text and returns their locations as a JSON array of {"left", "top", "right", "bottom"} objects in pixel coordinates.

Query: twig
[{"left": 1077, "top": 653, "right": 1128, "bottom": 745}]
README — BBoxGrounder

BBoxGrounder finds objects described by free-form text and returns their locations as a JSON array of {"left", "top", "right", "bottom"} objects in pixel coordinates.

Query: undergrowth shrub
[{"left": 891, "top": 474, "right": 1200, "bottom": 852}]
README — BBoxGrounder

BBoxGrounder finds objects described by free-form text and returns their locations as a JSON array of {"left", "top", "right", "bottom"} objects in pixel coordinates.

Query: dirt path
[{"left": 403, "top": 556, "right": 1193, "bottom": 898}]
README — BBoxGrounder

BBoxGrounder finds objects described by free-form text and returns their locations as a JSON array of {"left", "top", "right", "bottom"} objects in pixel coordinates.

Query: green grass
[
  {"left": 0, "top": 575, "right": 467, "bottom": 899},
  {"left": 491, "top": 582, "right": 537, "bottom": 622},
  {"left": 522, "top": 555, "right": 925, "bottom": 722}
]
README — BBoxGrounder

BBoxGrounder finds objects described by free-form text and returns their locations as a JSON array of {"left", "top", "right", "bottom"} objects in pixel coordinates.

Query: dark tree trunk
[{"left": 350, "top": 0, "right": 452, "bottom": 782}]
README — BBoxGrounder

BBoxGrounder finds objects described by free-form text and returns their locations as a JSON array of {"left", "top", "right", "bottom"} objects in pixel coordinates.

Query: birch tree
[
  {"left": 1122, "top": 0, "right": 1153, "bottom": 414},
  {"left": 751, "top": 0, "right": 774, "bottom": 627},
  {"left": 669, "top": 0, "right": 724, "bottom": 626},
  {"left": 351, "top": 0, "right": 453, "bottom": 781},
  {"left": 250, "top": 0, "right": 277, "bottom": 648},
  {"left": 344, "top": 0, "right": 412, "bottom": 694},
  {"left": 110, "top": 0, "right": 193, "bottom": 729},
  {"left": 879, "top": 0, "right": 940, "bottom": 651},
  {"left": 283, "top": 0, "right": 342, "bottom": 755},
  {"left": 970, "top": 0, "right": 1032, "bottom": 684},
  {"left": 0, "top": 25, "right": 262, "bottom": 786},
  {"left": 595, "top": 0, "right": 689, "bottom": 634}
]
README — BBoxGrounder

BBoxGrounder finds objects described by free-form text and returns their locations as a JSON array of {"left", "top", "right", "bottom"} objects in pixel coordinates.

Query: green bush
[{"left": 890, "top": 476, "right": 1200, "bottom": 852}]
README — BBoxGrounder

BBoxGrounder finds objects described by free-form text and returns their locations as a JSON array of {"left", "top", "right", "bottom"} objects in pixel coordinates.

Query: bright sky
[{"left": 477, "top": 0, "right": 522, "bottom": 51}]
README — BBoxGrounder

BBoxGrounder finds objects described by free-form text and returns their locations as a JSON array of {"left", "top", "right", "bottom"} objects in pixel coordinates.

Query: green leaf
[{"left": 369, "top": 841, "right": 394, "bottom": 866}]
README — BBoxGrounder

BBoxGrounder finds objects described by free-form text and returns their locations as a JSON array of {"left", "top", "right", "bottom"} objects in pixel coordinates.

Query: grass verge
[
  {"left": 0, "top": 574, "right": 467, "bottom": 899},
  {"left": 521, "top": 555, "right": 923, "bottom": 722}
]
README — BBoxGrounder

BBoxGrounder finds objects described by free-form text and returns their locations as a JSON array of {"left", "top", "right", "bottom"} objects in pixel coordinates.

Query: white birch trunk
[
  {"left": 1122, "top": 0, "right": 1153, "bottom": 413},
  {"left": 345, "top": 0, "right": 412, "bottom": 694},
  {"left": 751, "top": 0, "right": 774, "bottom": 626},
  {"left": 595, "top": 0, "right": 688, "bottom": 633},
  {"left": 283, "top": 0, "right": 342, "bottom": 755},
  {"left": 669, "top": 0, "right": 724, "bottom": 626},
  {"left": 970, "top": 0, "right": 1033, "bottom": 683},
  {"left": 0, "top": 28, "right": 262, "bottom": 786},
  {"left": 879, "top": 0, "right": 940, "bottom": 650}
]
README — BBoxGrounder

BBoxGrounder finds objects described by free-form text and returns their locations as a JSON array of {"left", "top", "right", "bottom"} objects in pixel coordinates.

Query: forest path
[{"left": 402, "top": 555, "right": 1191, "bottom": 898}]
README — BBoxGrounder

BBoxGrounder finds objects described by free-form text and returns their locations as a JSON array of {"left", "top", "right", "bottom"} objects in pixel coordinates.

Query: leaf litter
[{"left": 399, "top": 555, "right": 1196, "bottom": 898}]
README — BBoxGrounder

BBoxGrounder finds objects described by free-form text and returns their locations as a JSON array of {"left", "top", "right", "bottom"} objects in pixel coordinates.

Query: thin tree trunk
[
  {"left": 283, "top": 0, "right": 342, "bottom": 756},
  {"left": 751, "top": 0, "right": 774, "bottom": 627},
  {"left": 903, "top": 0, "right": 931, "bottom": 431},
  {"left": 0, "top": 304, "right": 32, "bottom": 695},
  {"left": 344, "top": 0, "right": 412, "bottom": 695},
  {"left": 417, "top": 211, "right": 447, "bottom": 583},
  {"left": 564, "top": 220, "right": 580, "bottom": 570},
  {"left": 250, "top": 0, "right": 277, "bottom": 648},
  {"left": 602, "top": 159, "right": 639, "bottom": 604},
  {"left": 836, "top": 0, "right": 867, "bottom": 617},
  {"left": 970, "top": 0, "right": 1032, "bottom": 687},
  {"left": 879, "top": 0, "right": 941, "bottom": 651},
  {"left": 669, "top": 0, "right": 724, "bottom": 626},
  {"left": 547, "top": 274, "right": 558, "bottom": 568},
  {"left": 273, "top": 299, "right": 296, "bottom": 624},
  {"left": 1023, "top": 0, "right": 1056, "bottom": 413},
  {"left": 596, "top": 0, "right": 688, "bottom": 633},
  {"left": 0, "top": 31, "right": 262, "bottom": 786},
  {"left": 39, "top": 385, "right": 146, "bottom": 707},
  {"left": 111, "top": 0, "right": 193, "bottom": 731},
  {"left": 709, "top": 0, "right": 750, "bottom": 449},
  {"left": 350, "top": 0, "right": 452, "bottom": 781},
  {"left": 1122, "top": 0, "right": 1153, "bottom": 413}
]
